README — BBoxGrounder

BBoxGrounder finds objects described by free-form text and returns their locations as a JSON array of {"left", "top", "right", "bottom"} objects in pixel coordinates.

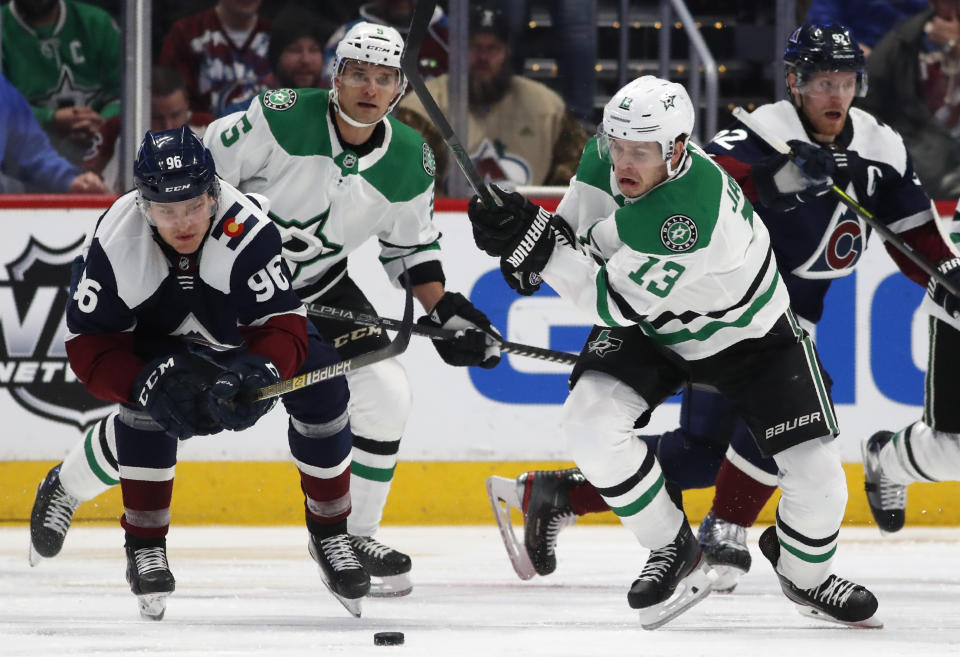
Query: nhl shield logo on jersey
[
  {"left": 422, "top": 143, "right": 436, "bottom": 177},
  {"left": 660, "top": 215, "right": 698, "bottom": 252},
  {"left": 587, "top": 329, "right": 623, "bottom": 357},
  {"left": 263, "top": 88, "right": 298, "bottom": 111}
]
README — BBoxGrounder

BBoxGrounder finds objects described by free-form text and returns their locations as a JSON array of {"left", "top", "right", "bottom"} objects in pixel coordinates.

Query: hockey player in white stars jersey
[
  {"left": 469, "top": 75, "right": 881, "bottom": 628},
  {"left": 29, "top": 23, "right": 502, "bottom": 600}
]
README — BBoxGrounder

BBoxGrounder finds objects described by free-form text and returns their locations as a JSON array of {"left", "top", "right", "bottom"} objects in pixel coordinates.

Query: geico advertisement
[{"left": 0, "top": 205, "right": 942, "bottom": 462}]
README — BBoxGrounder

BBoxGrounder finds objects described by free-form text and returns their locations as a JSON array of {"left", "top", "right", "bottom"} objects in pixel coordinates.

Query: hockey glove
[
  {"left": 418, "top": 292, "right": 502, "bottom": 368},
  {"left": 208, "top": 354, "right": 281, "bottom": 431},
  {"left": 927, "top": 257, "right": 960, "bottom": 319},
  {"left": 468, "top": 184, "right": 556, "bottom": 274},
  {"left": 501, "top": 261, "right": 543, "bottom": 296},
  {"left": 752, "top": 149, "right": 832, "bottom": 212},
  {"left": 133, "top": 355, "right": 220, "bottom": 440}
]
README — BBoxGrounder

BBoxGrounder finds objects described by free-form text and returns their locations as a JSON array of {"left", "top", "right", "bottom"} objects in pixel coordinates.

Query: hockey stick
[
  {"left": 732, "top": 106, "right": 960, "bottom": 297},
  {"left": 245, "top": 277, "right": 415, "bottom": 402},
  {"left": 305, "top": 301, "right": 578, "bottom": 365},
  {"left": 401, "top": 0, "right": 497, "bottom": 206}
]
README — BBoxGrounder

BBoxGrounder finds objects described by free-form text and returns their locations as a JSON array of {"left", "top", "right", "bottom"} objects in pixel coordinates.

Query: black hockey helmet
[
  {"left": 134, "top": 126, "right": 218, "bottom": 204},
  {"left": 783, "top": 23, "right": 867, "bottom": 97}
]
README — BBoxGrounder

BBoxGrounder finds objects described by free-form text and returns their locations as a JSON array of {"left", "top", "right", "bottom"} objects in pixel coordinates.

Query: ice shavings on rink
[{"left": 1, "top": 525, "right": 958, "bottom": 656}]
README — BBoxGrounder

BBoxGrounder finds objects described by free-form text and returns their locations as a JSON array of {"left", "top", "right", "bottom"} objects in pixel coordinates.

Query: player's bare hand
[{"left": 926, "top": 16, "right": 960, "bottom": 50}]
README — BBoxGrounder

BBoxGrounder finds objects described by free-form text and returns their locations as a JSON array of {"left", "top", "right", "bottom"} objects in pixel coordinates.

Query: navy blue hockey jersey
[
  {"left": 705, "top": 101, "right": 948, "bottom": 322},
  {"left": 65, "top": 180, "right": 307, "bottom": 402}
]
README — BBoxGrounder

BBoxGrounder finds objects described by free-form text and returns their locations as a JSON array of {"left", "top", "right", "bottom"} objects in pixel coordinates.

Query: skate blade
[
  {"left": 368, "top": 573, "right": 413, "bottom": 598},
  {"left": 28, "top": 543, "right": 45, "bottom": 568},
  {"left": 136, "top": 592, "right": 170, "bottom": 621},
  {"left": 707, "top": 563, "right": 747, "bottom": 594},
  {"left": 485, "top": 476, "right": 536, "bottom": 580},
  {"left": 795, "top": 604, "right": 884, "bottom": 629},
  {"left": 638, "top": 562, "right": 716, "bottom": 630}
]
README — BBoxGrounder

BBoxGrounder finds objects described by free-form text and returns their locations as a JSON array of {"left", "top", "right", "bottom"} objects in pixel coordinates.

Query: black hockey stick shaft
[
  {"left": 305, "top": 301, "right": 579, "bottom": 365},
  {"left": 732, "top": 106, "right": 960, "bottom": 298},
  {"left": 402, "top": 0, "right": 496, "bottom": 206},
  {"left": 246, "top": 276, "right": 415, "bottom": 402}
]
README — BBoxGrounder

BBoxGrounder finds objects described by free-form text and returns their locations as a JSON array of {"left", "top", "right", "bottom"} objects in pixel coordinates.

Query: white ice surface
[{"left": 2, "top": 525, "right": 959, "bottom": 656}]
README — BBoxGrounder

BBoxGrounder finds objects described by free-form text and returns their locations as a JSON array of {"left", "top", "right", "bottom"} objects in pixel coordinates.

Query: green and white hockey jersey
[
  {"left": 0, "top": 0, "right": 121, "bottom": 127},
  {"left": 544, "top": 138, "right": 790, "bottom": 361},
  {"left": 204, "top": 88, "right": 439, "bottom": 300}
]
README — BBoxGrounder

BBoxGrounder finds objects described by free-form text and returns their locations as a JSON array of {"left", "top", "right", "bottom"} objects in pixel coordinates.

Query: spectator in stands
[
  {"left": 0, "top": 0, "right": 122, "bottom": 165},
  {"left": 82, "top": 67, "right": 215, "bottom": 193},
  {"left": 159, "top": 0, "right": 272, "bottom": 117},
  {"left": 862, "top": 0, "right": 960, "bottom": 198},
  {"left": 324, "top": 0, "right": 449, "bottom": 83},
  {"left": 220, "top": 5, "right": 335, "bottom": 116},
  {"left": 396, "top": 4, "right": 587, "bottom": 195},
  {"left": 486, "top": 0, "right": 597, "bottom": 124},
  {"left": 0, "top": 72, "right": 106, "bottom": 194},
  {"left": 805, "top": 0, "right": 929, "bottom": 55}
]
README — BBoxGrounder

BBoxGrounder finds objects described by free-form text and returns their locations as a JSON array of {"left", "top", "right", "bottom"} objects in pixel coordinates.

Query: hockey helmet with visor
[
  {"left": 599, "top": 75, "right": 695, "bottom": 179},
  {"left": 784, "top": 23, "right": 867, "bottom": 98},
  {"left": 331, "top": 22, "right": 406, "bottom": 128}
]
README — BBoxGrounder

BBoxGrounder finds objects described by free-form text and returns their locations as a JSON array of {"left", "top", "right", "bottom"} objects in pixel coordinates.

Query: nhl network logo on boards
[{"left": 0, "top": 236, "right": 114, "bottom": 429}]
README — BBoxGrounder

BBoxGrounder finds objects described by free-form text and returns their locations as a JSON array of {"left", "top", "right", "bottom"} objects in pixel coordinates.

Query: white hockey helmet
[
  {"left": 331, "top": 22, "right": 407, "bottom": 128},
  {"left": 601, "top": 76, "right": 695, "bottom": 177}
]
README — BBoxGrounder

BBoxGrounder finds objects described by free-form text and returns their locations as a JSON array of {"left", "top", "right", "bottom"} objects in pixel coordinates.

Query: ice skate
[
  {"left": 308, "top": 533, "right": 371, "bottom": 617},
  {"left": 759, "top": 526, "right": 882, "bottom": 628},
  {"left": 628, "top": 522, "right": 715, "bottom": 630},
  {"left": 29, "top": 463, "right": 81, "bottom": 566},
  {"left": 697, "top": 511, "right": 751, "bottom": 593},
  {"left": 861, "top": 431, "right": 906, "bottom": 534},
  {"left": 348, "top": 535, "right": 412, "bottom": 597},
  {"left": 486, "top": 469, "right": 581, "bottom": 580},
  {"left": 125, "top": 540, "right": 175, "bottom": 621}
]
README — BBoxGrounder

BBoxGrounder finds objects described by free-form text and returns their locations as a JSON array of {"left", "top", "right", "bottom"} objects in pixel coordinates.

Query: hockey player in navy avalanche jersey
[
  {"left": 486, "top": 23, "right": 958, "bottom": 616},
  {"left": 47, "top": 127, "right": 370, "bottom": 620}
]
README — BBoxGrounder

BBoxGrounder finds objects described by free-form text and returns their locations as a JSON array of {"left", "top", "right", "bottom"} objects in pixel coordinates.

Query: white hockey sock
[
  {"left": 773, "top": 438, "right": 846, "bottom": 590},
  {"left": 347, "top": 435, "right": 399, "bottom": 536},
  {"left": 881, "top": 421, "right": 960, "bottom": 485},
  {"left": 59, "top": 413, "right": 120, "bottom": 501}
]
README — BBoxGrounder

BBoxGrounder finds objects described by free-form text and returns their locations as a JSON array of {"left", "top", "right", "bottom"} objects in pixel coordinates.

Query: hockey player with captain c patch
[{"left": 471, "top": 74, "right": 882, "bottom": 629}]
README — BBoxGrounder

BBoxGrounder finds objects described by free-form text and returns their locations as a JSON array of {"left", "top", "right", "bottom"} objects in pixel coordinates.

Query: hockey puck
[{"left": 374, "top": 632, "right": 405, "bottom": 646}]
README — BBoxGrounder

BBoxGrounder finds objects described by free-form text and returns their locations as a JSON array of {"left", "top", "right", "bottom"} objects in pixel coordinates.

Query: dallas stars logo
[
  {"left": 587, "top": 329, "right": 623, "bottom": 357},
  {"left": 660, "top": 215, "right": 698, "bottom": 252},
  {"left": 271, "top": 207, "right": 343, "bottom": 279},
  {"left": 263, "top": 88, "right": 298, "bottom": 111},
  {"left": 422, "top": 143, "right": 436, "bottom": 176},
  {"left": 661, "top": 94, "right": 677, "bottom": 110}
]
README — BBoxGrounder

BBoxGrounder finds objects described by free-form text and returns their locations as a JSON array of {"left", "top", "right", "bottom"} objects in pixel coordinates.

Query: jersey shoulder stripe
[
  {"left": 848, "top": 107, "right": 909, "bottom": 175},
  {"left": 614, "top": 148, "right": 724, "bottom": 255},
  {"left": 259, "top": 88, "right": 333, "bottom": 157},
  {"left": 362, "top": 116, "right": 434, "bottom": 203}
]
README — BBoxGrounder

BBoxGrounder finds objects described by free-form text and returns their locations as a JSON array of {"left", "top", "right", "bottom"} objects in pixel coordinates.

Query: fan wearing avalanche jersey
[
  {"left": 37, "top": 127, "right": 370, "bottom": 620},
  {"left": 489, "top": 23, "right": 959, "bottom": 596}
]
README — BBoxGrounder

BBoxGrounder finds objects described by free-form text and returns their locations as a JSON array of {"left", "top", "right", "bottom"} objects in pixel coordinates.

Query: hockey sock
[
  {"left": 347, "top": 435, "right": 400, "bottom": 536},
  {"left": 59, "top": 413, "right": 120, "bottom": 501},
  {"left": 881, "top": 421, "right": 960, "bottom": 484},
  {"left": 711, "top": 457, "right": 777, "bottom": 527},
  {"left": 569, "top": 480, "right": 610, "bottom": 515}
]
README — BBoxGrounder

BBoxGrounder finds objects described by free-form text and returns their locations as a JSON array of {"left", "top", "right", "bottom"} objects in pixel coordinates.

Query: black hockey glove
[
  {"left": 927, "top": 257, "right": 960, "bottom": 319},
  {"left": 133, "top": 355, "right": 220, "bottom": 440},
  {"left": 752, "top": 149, "right": 832, "bottom": 212},
  {"left": 207, "top": 354, "right": 281, "bottom": 431},
  {"left": 417, "top": 292, "right": 502, "bottom": 368},
  {"left": 468, "top": 184, "right": 556, "bottom": 274},
  {"left": 501, "top": 261, "right": 543, "bottom": 296}
]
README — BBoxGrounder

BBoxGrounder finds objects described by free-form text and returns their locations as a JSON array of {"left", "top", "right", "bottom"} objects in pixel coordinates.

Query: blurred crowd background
[{"left": 3, "top": 0, "right": 959, "bottom": 200}]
